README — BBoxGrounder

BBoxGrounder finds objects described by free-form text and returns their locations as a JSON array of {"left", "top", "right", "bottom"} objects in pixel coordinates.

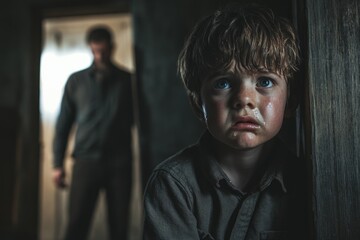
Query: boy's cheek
[
  {"left": 262, "top": 101, "right": 286, "bottom": 129},
  {"left": 205, "top": 102, "right": 229, "bottom": 122}
]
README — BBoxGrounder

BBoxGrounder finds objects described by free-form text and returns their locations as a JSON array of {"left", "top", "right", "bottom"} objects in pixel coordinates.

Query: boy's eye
[
  {"left": 213, "top": 78, "right": 231, "bottom": 90},
  {"left": 257, "top": 77, "right": 274, "bottom": 88}
]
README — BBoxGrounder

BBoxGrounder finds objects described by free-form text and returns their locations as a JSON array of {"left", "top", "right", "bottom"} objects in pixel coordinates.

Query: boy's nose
[{"left": 232, "top": 85, "right": 256, "bottom": 110}]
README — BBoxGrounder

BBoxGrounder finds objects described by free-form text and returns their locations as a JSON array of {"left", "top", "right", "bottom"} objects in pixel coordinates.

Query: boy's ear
[{"left": 189, "top": 93, "right": 206, "bottom": 122}]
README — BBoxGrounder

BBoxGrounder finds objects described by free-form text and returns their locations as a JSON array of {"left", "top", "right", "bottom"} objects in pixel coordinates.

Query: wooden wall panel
[{"left": 306, "top": 0, "right": 360, "bottom": 239}]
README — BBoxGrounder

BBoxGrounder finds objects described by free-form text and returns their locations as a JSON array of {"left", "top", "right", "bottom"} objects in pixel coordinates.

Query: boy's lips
[{"left": 231, "top": 116, "right": 261, "bottom": 130}]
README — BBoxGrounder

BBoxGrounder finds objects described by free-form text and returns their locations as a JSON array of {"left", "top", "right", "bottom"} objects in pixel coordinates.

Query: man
[{"left": 53, "top": 26, "right": 133, "bottom": 240}]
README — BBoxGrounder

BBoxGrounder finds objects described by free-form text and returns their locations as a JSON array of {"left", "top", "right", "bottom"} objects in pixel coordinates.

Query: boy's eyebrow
[
  {"left": 254, "top": 71, "right": 286, "bottom": 81},
  {"left": 246, "top": 67, "right": 283, "bottom": 77},
  {"left": 204, "top": 62, "right": 286, "bottom": 80},
  {"left": 256, "top": 70, "right": 279, "bottom": 76},
  {"left": 205, "top": 71, "right": 237, "bottom": 80}
]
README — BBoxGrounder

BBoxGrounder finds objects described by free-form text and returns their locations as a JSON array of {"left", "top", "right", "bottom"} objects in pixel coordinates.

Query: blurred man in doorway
[{"left": 52, "top": 26, "right": 133, "bottom": 240}]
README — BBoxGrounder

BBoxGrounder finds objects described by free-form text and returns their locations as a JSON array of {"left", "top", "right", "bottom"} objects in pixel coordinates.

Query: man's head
[
  {"left": 86, "top": 26, "right": 114, "bottom": 69},
  {"left": 178, "top": 5, "right": 301, "bottom": 150},
  {"left": 178, "top": 5, "right": 300, "bottom": 121}
]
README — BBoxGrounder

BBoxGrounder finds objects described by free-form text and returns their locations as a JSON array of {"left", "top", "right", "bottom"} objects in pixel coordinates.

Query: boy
[{"left": 143, "top": 5, "right": 307, "bottom": 240}]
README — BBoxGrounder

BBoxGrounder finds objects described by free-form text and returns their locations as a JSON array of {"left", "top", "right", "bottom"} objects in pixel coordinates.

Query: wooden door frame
[{"left": 17, "top": 2, "right": 131, "bottom": 239}]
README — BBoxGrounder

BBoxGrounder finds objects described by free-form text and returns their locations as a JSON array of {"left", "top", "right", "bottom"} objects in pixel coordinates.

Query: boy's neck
[{"left": 212, "top": 138, "right": 274, "bottom": 192}]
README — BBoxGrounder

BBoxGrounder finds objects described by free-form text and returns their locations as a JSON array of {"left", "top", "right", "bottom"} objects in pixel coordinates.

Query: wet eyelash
[
  {"left": 213, "top": 78, "right": 232, "bottom": 89},
  {"left": 257, "top": 77, "right": 275, "bottom": 88}
]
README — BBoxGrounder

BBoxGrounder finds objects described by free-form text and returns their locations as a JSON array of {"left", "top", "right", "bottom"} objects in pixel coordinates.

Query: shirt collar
[
  {"left": 198, "top": 131, "right": 288, "bottom": 194},
  {"left": 198, "top": 132, "right": 231, "bottom": 188},
  {"left": 88, "top": 62, "right": 117, "bottom": 77}
]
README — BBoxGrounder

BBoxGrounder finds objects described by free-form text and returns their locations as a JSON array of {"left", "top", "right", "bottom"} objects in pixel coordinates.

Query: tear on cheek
[
  {"left": 252, "top": 108, "right": 265, "bottom": 126},
  {"left": 202, "top": 105, "right": 208, "bottom": 122},
  {"left": 266, "top": 102, "right": 274, "bottom": 110}
]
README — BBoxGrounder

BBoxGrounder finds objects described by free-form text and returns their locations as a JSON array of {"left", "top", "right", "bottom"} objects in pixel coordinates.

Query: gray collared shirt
[
  {"left": 143, "top": 132, "right": 307, "bottom": 240},
  {"left": 53, "top": 63, "right": 133, "bottom": 168}
]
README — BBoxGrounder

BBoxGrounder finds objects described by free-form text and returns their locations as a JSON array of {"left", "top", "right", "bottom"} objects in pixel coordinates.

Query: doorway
[{"left": 39, "top": 13, "right": 142, "bottom": 240}]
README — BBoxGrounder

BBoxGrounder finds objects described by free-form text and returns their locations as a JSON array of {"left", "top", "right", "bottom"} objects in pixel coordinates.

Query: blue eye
[
  {"left": 213, "top": 78, "right": 231, "bottom": 90},
  {"left": 257, "top": 77, "right": 274, "bottom": 88}
]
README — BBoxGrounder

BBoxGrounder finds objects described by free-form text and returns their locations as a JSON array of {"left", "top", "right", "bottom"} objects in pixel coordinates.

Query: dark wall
[
  {"left": 131, "top": 0, "right": 219, "bottom": 185},
  {"left": 0, "top": 2, "right": 40, "bottom": 238},
  {"left": 0, "top": 107, "right": 18, "bottom": 237},
  {"left": 306, "top": 0, "right": 360, "bottom": 239}
]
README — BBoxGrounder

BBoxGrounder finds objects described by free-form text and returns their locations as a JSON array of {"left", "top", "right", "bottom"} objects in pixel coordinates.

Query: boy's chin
[{"left": 224, "top": 131, "right": 269, "bottom": 150}]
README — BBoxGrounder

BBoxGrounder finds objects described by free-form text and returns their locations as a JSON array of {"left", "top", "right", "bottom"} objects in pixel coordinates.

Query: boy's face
[{"left": 200, "top": 67, "right": 288, "bottom": 151}]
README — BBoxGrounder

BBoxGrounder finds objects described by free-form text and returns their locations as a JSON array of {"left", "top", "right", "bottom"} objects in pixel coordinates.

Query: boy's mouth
[{"left": 231, "top": 116, "right": 261, "bottom": 131}]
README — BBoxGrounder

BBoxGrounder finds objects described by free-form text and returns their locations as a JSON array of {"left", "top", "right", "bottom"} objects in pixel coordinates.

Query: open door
[{"left": 39, "top": 13, "right": 142, "bottom": 240}]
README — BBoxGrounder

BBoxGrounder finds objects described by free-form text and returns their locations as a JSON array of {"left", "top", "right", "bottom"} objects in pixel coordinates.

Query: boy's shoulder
[{"left": 154, "top": 143, "right": 201, "bottom": 178}]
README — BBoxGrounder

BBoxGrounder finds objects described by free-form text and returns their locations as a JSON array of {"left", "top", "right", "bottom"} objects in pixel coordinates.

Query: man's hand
[{"left": 53, "top": 167, "right": 67, "bottom": 189}]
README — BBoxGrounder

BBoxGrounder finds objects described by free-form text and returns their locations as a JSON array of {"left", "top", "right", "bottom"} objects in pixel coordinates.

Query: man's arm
[
  {"left": 143, "top": 169, "right": 200, "bottom": 240},
  {"left": 52, "top": 78, "right": 76, "bottom": 188}
]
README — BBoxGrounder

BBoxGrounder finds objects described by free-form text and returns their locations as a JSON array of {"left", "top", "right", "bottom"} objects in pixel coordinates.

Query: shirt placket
[{"left": 229, "top": 192, "right": 260, "bottom": 240}]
